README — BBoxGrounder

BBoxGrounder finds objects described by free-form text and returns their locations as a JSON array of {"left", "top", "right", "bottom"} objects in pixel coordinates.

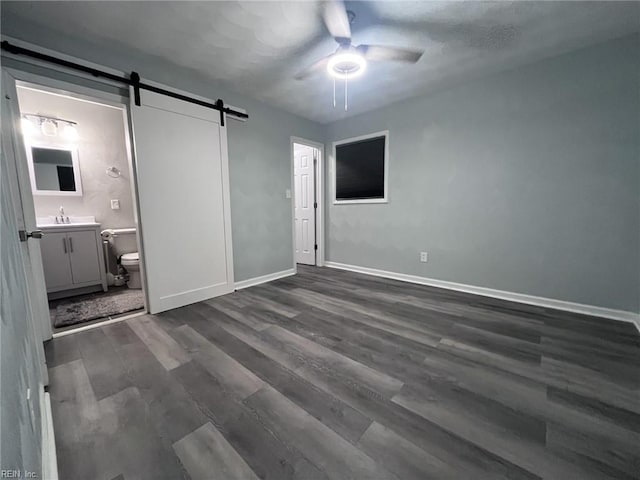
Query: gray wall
[
  {"left": 325, "top": 34, "right": 640, "bottom": 313},
  {"left": 4, "top": 23, "right": 638, "bottom": 310},
  {"left": 2, "top": 27, "right": 325, "bottom": 282},
  {"left": 17, "top": 87, "right": 137, "bottom": 232},
  {"left": 226, "top": 103, "right": 322, "bottom": 280}
]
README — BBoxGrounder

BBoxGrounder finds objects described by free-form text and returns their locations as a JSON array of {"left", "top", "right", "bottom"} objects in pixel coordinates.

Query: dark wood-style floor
[{"left": 45, "top": 265, "right": 640, "bottom": 480}]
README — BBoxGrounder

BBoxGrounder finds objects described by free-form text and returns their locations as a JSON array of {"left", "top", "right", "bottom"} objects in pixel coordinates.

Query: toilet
[
  {"left": 101, "top": 228, "right": 142, "bottom": 289},
  {"left": 120, "top": 252, "right": 142, "bottom": 289}
]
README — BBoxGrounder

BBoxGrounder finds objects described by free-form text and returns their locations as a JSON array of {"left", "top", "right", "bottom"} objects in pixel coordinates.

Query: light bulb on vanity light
[
  {"left": 40, "top": 118, "right": 58, "bottom": 136},
  {"left": 20, "top": 117, "right": 37, "bottom": 136},
  {"left": 63, "top": 124, "right": 78, "bottom": 140}
]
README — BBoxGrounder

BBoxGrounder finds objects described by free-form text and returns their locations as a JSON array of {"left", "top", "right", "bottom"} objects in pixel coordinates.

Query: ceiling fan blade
[
  {"left": 357, "top": 44, "right": 423, "bottom": 63},
  {"left": 322, "top": 0, "right": 351, "bottom": 43},
  {"left": 294, "top": 54, "right": 332, "bottom": 80}
]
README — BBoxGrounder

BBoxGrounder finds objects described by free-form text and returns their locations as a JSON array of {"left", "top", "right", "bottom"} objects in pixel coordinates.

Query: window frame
[{"left": 331, "top": 130, "right": 389, "bottom": 205}]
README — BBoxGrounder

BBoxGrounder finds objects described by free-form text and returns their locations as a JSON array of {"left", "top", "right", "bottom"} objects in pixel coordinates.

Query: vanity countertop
[
  {"left": 37, "top": 216, "right": 100, "bottom": 228},
  {"left": 39, "top": 223, "right": 101, "bottom": 229}
]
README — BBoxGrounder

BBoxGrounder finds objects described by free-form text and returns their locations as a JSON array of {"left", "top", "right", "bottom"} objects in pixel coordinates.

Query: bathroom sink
[{"left": 37, "top": 216, "right": 99, "bottom": 227}]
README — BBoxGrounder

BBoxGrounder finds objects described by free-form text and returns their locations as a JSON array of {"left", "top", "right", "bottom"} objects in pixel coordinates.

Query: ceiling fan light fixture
[{"left": 327, "top": 52, "right": 366, "bottom": 79}]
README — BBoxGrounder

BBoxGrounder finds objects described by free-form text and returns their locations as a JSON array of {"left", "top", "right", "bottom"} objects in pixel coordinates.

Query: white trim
[
  {"left": 291, "top": 136, "right": 325, "bottom": 267},
  {"left": 325, "top": 261, "right": 640, "bottom": 332},
  {"left": 52, "top": 310, "right": 146, "bottom": 338},
  {"left": 40, "top": 391, "right": 58, "bottom": 480},
  {"left": 219, "top": 109, "right": 236, "bottom": 287},
  {"left": 14, "top": 77, "right": 127, "bottom": 109},
  {"left": 120, "top": 100, "right": 149, "bottom": 313},
  {"left": 235, "top": 268, "right": 296, "bottom": 290},
  {"left": 331, "top": 130, "right": 389, "bottom": 205}
]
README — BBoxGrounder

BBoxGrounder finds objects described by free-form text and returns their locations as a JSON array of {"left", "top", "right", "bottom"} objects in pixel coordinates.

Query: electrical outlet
[
  {"left": 110, "top": 199, "right": 120, "bottom": 210},
  {"left": 420, "top": 252, "right": 428, "bottom": 263}
]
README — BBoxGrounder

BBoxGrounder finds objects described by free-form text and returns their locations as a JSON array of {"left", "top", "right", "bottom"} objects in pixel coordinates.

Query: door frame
[
  {"left": 3, "top": 67, "right": 149, "bottom": 335},
  {"left": 290, "top": 136, "right": 324, "bottom": 267}
]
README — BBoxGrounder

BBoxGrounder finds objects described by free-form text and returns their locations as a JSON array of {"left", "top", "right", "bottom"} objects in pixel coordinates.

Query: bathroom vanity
[{"left": 38, "top": 217, "right": 108, "bottom": 299}]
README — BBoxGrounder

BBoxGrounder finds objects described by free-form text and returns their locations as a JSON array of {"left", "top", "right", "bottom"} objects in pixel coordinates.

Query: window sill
[{"left": 333, "top": 198, "right": 388, "bottom": 205}]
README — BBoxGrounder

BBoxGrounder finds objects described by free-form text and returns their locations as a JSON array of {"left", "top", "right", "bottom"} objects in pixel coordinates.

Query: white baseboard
[
  {"left": 325, "top": 261, "right": 640, "bottom": 332},
  {"left": 235, "top": 268, "right": 296, "bottom": 291},
  {"left": 41, "top": 391, "right": 58, "bottom": 480}
]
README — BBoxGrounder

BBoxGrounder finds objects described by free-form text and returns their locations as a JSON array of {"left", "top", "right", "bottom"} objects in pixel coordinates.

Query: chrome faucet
[{"left": 58, "top": 206, "right": 70, "bottom": 224}]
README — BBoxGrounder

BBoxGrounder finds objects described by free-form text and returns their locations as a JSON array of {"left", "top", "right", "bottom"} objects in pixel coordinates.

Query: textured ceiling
[{"left": 2, "top": 1, "right": 639, "bottom": 124}]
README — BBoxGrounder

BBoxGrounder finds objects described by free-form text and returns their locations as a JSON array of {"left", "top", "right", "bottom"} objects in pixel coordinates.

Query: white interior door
[
  {"left": 1, "top": 116, "right": 47, "bottom": 480},
  {"left": 294, "top": 144, "right": 316, "bottom": 265},
  {"left": 1, "top": 70, "right": 52, "bottom": 344},
  {"left": 130, "top": 88, "right": 234, "bottom": 314},
  {"left": 1, "top": 73, "right": 49, "bottom": 469}
]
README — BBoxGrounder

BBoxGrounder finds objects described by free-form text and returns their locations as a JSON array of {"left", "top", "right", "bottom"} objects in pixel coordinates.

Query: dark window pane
[{"left": 335, "top": 136, "right": 385, "bottom": 201}]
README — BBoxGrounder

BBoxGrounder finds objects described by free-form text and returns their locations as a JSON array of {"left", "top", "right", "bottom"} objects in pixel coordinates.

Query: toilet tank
[{"left": 101, "top": 228, "right": 137, "bottom": 256}]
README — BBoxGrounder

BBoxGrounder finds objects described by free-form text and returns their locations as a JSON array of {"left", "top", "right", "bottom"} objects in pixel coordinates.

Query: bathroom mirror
[{"left": 25, "top": 144, "right": 83, "bottom": 196}]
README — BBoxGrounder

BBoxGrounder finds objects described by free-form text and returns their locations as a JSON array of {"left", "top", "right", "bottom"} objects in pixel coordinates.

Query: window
[{"left": 333, "top": 131, "right": 388, "bottom": 204}]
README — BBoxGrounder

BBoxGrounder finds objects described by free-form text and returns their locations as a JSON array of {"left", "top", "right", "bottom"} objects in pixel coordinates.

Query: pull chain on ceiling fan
[
  {"left": 295, "top": 0, "right": 425, "bottom": 111},
  {"left": 332, "top": 73, "right": 352, "bottom": 110}
]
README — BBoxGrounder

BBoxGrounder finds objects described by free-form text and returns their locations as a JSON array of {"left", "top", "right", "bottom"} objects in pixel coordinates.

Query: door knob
[{"left": 18, "top": 230, "right": 43, "bottom": 242}]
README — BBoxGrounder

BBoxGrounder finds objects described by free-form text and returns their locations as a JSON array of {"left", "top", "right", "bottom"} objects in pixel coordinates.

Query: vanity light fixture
[
  {"left": 21, "top": 113, "right": 78, "bottom": 140},
  {"left": 40, "top": 118, "right": 58, "bottom": 136},
  {"left": 63, "top": 124, "right": 79, "bottom": 140},
  {"left": 20, "top": 117, "right": 37, "bottom": 136}
]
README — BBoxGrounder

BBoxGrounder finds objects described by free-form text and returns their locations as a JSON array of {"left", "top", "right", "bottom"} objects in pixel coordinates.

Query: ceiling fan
[{"left": 295, "top": 0, "right": 425, "bottom": 82}]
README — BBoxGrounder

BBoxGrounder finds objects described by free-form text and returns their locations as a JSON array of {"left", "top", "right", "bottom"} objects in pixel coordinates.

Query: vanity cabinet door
[
  {"left": 40, "top": 232, "right": 73, "bottom": 289},
  {"left": 68, "top": 230, "right": 101, "bottom": 285}
]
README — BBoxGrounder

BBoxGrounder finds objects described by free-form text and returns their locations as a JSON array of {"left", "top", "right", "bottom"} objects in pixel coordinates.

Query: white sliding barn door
[
  {"left": 130, "top": 89, "right": 234, "bottom": 314},
  {"left": 294, "top": 145, "right": 316, "bottom": 265}
]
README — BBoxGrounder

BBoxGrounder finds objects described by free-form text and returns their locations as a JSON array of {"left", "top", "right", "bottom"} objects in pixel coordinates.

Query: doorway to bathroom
[
  {"left": 14, "top": 81, "right": 147, "bottom": 334},
  {"left": 291, "top": 137, "right": 324, "bottom": 267}
]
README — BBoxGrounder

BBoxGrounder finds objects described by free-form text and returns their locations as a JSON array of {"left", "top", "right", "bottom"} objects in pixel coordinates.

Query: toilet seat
[{"left": 121, "top": 252, "right": 139, "bottom": 265}]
